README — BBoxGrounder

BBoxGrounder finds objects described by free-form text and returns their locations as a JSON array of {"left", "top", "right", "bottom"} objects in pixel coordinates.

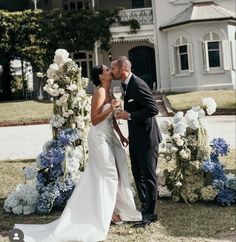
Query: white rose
[
  {"left": 175, "top": 181, "right": 182, "bottom": 187},
  {"left": 176, "top": 139, "right": 184, "bottom": 146}
]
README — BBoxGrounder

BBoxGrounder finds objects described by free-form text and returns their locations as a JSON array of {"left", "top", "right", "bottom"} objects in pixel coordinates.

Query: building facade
[
  {"left": 153, "top": 0, "right": 236, "bottom": 92},
  {"left": 1, "top": 0, "right": 235, "bottom": 93}
]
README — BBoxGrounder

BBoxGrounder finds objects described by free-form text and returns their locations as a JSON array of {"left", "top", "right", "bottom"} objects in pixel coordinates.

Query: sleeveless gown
[{"left": 14, "top": 103, "right": 141, "bottom": 242}]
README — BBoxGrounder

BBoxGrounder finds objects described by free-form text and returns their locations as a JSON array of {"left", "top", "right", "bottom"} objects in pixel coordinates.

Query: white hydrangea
[
  {"left": 202, "top": 97, "right": 217, "bottom": 115},
  {"left": 179, "top": 149, "right": 189, "bottom": 159},
  {"left": 4, "top": 184, "right": 39, "bottom": 215},
  {"left": 173, "top": 111, "right": 184, "bottom": 123},
  {"left": 185, "top": 109, "right": 198, "bottom": 122},
  {"left": 49, "top": 114, "right": 66, "bottom": 128},
  {"left": 172, "top": 133, "right": 181, "bottom": 141},
  {"left": 53, "top": 49, "right": 70, "bottom": 66},
  {"left": 66, "top": 147, "right": 84, "bottom": 184},
  {"left": 47, "top": 63, "right": 59, "bottom": 79},
  {"left": 176, "top": 138, "right": 184, "bottom": 146},
  {"left": 187, "top": 119, "right": 200, "bottom": 130},
  {"left": 173, "top": 121, "right": 187, "bottom": 136},
  {"left": 160, "top": 119, "right": 172, "bottom": 134},
  {"left": 23, "top": 166, "right": 37, "bottom": 180}
]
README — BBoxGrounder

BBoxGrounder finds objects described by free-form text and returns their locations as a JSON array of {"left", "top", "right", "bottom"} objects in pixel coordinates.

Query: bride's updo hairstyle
[{"left": 91, "top": 65, "right": 103, "bottom": 87}]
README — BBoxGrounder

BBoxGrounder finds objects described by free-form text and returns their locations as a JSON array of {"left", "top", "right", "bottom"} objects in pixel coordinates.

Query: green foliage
[
  {"left": 0, "top": 9, "right": 119, "bottom": 99},
  {"left": 120, "top": 18, "right": 141, "bottom": 33},
  {"left": 0, "top": 9, "right": 119, "bottom": 72}
]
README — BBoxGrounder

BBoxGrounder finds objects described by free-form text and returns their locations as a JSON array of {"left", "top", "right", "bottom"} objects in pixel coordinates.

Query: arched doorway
[{"left": 129, "top": 46, "right": 156, "bottom": 89}]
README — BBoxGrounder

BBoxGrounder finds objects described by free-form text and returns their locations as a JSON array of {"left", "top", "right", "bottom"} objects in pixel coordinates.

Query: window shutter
[
  {"left": 187, "top": 43, "right": 194, "bottom": 73},
  {"left": 222, "top": 40, "right": 231, "bottom": 70},
  {"left": 202, "top": 41, "right": 209, "bottom": 72},
  {"left": 230, "top": 41, "right": 236, "bottom": 70},
  {"left": 169, "top": 46, "right": 176, "bottom": 75}
]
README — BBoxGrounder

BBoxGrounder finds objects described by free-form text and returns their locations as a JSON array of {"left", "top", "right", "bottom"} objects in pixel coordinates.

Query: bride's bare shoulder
[{"left": 91, "top": 87, "right": 106, "bottom": 106}]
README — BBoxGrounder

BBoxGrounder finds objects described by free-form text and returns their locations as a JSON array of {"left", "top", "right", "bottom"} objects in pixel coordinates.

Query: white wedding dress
[{"left": 14, "top": 103, "right": 141, "bottom": 242}]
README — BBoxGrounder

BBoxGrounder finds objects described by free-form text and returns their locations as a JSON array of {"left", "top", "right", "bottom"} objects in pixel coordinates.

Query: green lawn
[
  {"left": 0, "top": 90, "right": 235, "bottom": 124},
  {"left": 0, "top": 150, "right": 235, "bottom": 242},
  {"left": 0, "top": 100, "right": 52, "bottom": 123},
  {"left": 166, "top": 90, "right": 236, "bottom": 111}
]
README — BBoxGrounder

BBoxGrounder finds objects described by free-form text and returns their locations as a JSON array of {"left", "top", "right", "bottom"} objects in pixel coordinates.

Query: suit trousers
[{"left": 129, "top": 146, "right": 158, "bottom": 215}]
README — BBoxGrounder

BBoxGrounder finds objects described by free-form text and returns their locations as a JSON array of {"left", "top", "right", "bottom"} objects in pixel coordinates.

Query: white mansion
[
  {"left": 65, "top": 0, "right": 236, "bottom": 92},
  {"left": 1, "top": 0, "right": 235, "bottom": 93}
]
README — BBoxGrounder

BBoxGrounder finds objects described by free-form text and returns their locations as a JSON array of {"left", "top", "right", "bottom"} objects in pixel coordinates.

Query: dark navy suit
[{"left": 124, "top": 74, "right": 162, "bottom": 216}]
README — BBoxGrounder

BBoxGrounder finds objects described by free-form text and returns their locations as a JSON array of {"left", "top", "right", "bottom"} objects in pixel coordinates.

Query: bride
[{"left": 14, "top": 65, "right": 141, "bottom": 242}]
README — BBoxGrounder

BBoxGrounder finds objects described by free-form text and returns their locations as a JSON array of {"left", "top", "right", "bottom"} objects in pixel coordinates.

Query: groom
[{"left": 111, "top": 56, "right": 162, "bottom": 228}]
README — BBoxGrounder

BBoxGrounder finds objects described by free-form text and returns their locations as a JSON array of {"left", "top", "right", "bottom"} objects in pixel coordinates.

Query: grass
[
  {"left": 166, "top": 90, "right": 236, "bottom": 111},
  {"left": 0, "top": 90, "right": 235, "bottom": 124},
  {"left": 0, "top": 100, "right": 53, "bottom": 123},
  {"left": 0, "top": 150, "right": 236, "bottom": 242}
]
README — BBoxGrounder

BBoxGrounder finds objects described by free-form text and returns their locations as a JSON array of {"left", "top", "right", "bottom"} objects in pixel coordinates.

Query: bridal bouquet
[
  {"left": 4, "top": 49, "right": 91, "bottom": 215},
  {"left": 158, "top": 98, "right": 236, "bottom": 205}
]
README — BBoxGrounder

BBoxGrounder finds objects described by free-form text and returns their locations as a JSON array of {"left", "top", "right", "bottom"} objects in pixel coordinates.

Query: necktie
[{"left": 121, "top": 83, "right": 127, "bottom": 92}]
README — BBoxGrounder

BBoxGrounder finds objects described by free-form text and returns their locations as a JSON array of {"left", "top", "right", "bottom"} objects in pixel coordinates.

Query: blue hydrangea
[
  {"left": 211, "top": 163, "right": 227, "bottom": 182},
  {"left": 47, "top": 140, "right": 61, "bottom": 149},
  {"left": 210, "top": 138, "right": 230, "bottom": 162},
  {"left": 216, "top": 187, "right": 236, "bottom": 206},
  {"left": 36, "top": 172, "right": 47, "bottom": 187},
  {"left": 212, "top": 179, "right": 225, "bottom": 190},
  {"left": 202, "top": 159, "right": 215, "bottom": 172},
  {"left": 226, "top": 178, "right": 236, "bottom": 191},
  {"left": 53, "top": 177, "right": 75, "bottom": 208},
  {"left": 58, "top": 128, "right": 80, "bottom": 147},
  {"left": 37, "top": 148, "right": 65, "bottom": 169},
  {"left": 36, "top": 184, "right": 60, "bottom": 214},
  {"left": 48, "top": 163, "right": 63, "bottom": 180},
  {"left": 202, "top": 160, "right": 226, "bottom": 182}
]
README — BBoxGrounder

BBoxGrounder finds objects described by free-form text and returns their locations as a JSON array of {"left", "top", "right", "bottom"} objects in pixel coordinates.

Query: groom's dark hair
[{"left": 91, "top": 65, "right": 103, "bottom": 86}]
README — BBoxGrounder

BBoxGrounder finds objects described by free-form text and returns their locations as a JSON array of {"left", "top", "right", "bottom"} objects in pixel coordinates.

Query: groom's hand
[{"left": 115, "top": 110, "right": 129, "bottom": 120}]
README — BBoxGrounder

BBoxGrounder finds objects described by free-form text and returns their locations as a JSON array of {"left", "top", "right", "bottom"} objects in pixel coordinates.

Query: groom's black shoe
[{"left": 131, "top": 214, "right": 158, "bottom": 228}]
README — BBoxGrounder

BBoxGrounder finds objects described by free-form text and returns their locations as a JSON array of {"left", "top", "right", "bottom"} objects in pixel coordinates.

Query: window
[
  {"left": 169, "top": 35, "right": 193, "bottom": 75},
  {"left": 72, "top": 51, "right": 93, "bottom": 79},
  {"left": 132, "top": 0, "right": 145, "bottom": 8},
  {"left": 208, "top": 42, "right": 220, "bottom": 67},
  {"left": 202, "top": 31, "right": 231, "bottom": 72},
  {"left": 63, "top": 0, "right": 90, "bottom": 11},
  {"left": 178, "top": 45, "right": 189, "bottom": 70}
]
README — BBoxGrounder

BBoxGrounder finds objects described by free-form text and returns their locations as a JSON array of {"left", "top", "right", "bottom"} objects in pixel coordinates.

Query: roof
[{"left": 160, "top": 1, "right": 236, "bottom": 30}]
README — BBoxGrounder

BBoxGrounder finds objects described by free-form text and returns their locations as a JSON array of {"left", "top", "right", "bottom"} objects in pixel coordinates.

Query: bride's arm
[
  {"left": 91, "top": 88, "right": 114, "bottom": 126},
  {"left": 112, "top": 116, "right": 129, "bottom": 147}
]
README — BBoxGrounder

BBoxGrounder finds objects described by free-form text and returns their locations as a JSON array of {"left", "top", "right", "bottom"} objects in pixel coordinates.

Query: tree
[{"left": 0, "top": 9, "right": 119, "bottom": 100}]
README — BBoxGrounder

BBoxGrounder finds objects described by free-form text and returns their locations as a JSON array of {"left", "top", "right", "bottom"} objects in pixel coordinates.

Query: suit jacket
[{"left": 124, "top": 74, "right": 162, "bottom": 151}]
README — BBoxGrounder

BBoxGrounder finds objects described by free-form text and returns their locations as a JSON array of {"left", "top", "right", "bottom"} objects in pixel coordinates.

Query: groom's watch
[{"left": 128, "top": 113, "right": 132, "bottom": 120}]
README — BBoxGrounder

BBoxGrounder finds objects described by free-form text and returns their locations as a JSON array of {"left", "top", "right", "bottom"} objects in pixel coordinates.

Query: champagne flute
[{"left": 113, "top": 86, "right": 122, "bottom": 124}]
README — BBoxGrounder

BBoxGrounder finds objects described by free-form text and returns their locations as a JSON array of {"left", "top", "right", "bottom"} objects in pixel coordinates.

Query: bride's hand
[
  {"left": 111, "top": 99, "right": 121, "bottom": 110},
  {"left": 120, "top": 135, "right": 129, "bottom": 147}
]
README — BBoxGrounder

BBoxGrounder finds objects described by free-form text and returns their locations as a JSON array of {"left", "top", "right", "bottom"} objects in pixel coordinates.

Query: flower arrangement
[
  {"left": 4, "top": 49, "right": 91, "bottom": 215},
  {"left": 158, "top": 98, "right": 236, "bottom": 205}
]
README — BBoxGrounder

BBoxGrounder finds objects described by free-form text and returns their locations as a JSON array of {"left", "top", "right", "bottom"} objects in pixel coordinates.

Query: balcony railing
[{"left": 119, "top": 7, "right": 153, "bottom": 25}]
